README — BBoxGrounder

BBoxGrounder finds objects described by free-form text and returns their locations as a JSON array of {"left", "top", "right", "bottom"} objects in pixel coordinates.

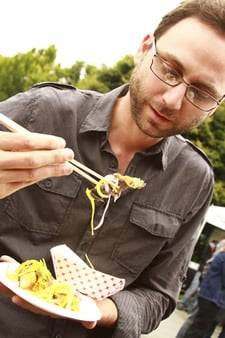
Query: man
[{"left": 0, "top": 0, "right": 224, "bottom": 337}]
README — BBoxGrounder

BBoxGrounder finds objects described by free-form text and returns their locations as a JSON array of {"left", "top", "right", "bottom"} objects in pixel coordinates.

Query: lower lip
[{"left": 150, "top": 106, "right": 171, "bottom": 123}]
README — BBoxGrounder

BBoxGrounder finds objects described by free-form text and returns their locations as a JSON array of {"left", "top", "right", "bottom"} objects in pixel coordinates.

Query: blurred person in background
[
  {"left": 177, "top": 240, "right": 218, "bottom": 313},
  {"left": 176, "top": 249, "right": 225, "bottom": 338}
]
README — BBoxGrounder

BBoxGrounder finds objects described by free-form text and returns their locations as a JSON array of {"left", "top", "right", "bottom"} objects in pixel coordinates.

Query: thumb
[{"left": 81, "top": 320, "right": 97, "bottom": 329}]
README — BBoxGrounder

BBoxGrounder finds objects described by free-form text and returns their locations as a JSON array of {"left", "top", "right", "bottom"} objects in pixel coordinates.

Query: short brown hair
[{"left": 154, "top": 0, "right": 225, "bottom": 39}]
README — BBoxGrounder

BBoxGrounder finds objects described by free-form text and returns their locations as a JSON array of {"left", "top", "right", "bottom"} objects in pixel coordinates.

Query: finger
[
  {"left": 0, "top": 148, "right": 74, "bottom": 170},
  {"left": 0, "top": 257, "right": 19, "bottom": 297},
  {"left": 12, "top": 295, "right": 97, "bottom": 323},
  {"left": 0, "top": 163, "right": 74, "bottom": 198},
  {"left": 0, "top": 255, "right": 18, "bottom": 263},
  {"left": 0, "top": 162, "right": 74, "bottom": 199},
  {"left": 81, "top": 320, "right": 97, "bottom": 329},
  {"left": 11, "top": 296, "right": 59, "bottom": 318},
  {"left": 0, "top": 181, "right": 37, "bottom": 199},
  {"left": 0, "top": 162, "right": 74, "bottom": 183},
  {"left": 0, "top": 132, "right": 67, "bottom": 151},
  {"left": 0, "top": 283, "right": 15, "bottom": 297}
]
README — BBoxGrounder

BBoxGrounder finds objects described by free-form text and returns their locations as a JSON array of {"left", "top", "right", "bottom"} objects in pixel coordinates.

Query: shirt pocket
[
  {"left": 112, "top": 203, "right": 181, "bottom": 275},
  {"left": 4, "top": 175, "right": 82, "bottom": 239}
]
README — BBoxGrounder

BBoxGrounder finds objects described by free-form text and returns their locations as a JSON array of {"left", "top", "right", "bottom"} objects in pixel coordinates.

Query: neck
[{"left": 108, "top": 94, "right": 162, "bottom": 173}]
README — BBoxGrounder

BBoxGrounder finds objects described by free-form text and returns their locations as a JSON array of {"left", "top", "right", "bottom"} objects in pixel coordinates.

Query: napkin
[{"left": 50, "top": 244, "right": 125, "bottom": 300}]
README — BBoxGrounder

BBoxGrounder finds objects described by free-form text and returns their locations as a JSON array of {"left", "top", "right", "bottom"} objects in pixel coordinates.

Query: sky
[{"left": 1, "top": 0, "right": 180, "bottom": 67}]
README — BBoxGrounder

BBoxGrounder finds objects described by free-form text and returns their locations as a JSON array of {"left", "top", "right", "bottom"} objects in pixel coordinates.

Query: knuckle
[
  {"left": 21, "top": 134, "right": 34, "bottom": 149},
  {"left": 53, "top": 149, "right": 67, "bottom": 162},
  {"left": 25, "top": 155, "right": 39, "bottom": 168},
  {"left": 27, "top": 169, "right": 37, "bottom": 181}
]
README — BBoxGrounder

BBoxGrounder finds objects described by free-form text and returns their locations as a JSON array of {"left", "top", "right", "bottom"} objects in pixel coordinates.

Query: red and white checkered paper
[{"left": 50, "top": 245, "right": 125, "bottom": 300}]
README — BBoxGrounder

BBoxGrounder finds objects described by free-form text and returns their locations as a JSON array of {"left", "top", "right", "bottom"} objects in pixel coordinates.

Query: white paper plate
[{"left": 0, "top": 262, "right": 101, "bottom": 321}]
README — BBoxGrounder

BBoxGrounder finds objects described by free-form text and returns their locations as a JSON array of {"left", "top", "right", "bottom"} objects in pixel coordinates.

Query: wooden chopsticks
[
  {"left": 0, "top": 113, "right": 114, "bottom": 188},
  {"left": 68, "top": 159, "right": 103, "bottom": 185},
  {"left": 0, "top": 113, "right": 29, "bottom": 133}
]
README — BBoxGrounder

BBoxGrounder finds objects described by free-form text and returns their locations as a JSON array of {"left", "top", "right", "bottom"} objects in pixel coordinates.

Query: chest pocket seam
[
  {"left": 111, "top": 204, "right": 182, "bottom": 276},
  {"left": 4, "top": 175, "right": 82, "bottom": 236},
  {"left": 130, "top": 203, "right": 181, "bottom": 238},
  {"left": 36, "top": 174, "right": 81, "bottom": 197}
]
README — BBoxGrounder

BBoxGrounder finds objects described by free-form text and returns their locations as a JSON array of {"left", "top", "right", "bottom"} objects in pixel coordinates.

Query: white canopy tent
[
  {"left": 189, "top": 205, "right": 225, "bottom": 272},
  {"left": 205, "top": 205, "right": 225, "bottom": 230}
]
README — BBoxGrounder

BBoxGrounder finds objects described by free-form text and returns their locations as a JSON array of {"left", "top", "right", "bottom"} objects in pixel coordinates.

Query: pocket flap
[
  {"left": 130, "top": 204, "right": 181, "bottom": 238},
  {"left": 37, "top": 174, "right": 82, "bottom": 198}
]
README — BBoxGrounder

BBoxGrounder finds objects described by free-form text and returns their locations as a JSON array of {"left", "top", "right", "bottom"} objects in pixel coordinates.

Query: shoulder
[
  {"left": 167, "top": 135, "right": 215, "bottom": 204},
  {"left": 33, "top": 82, "right": 77, "bottom": 91},
  {"left": 166, "top": 135, "right": 214, "bottom": 188},
  {"left": 214, "top": 251, "right": 225, "bottom": 263},
  {"left": 174, "top": 134, "right": 212, "bottom": 168},
  {"left": 0, "top": 82, "right": 102, "bottom": 134},
  {"left": 32, "top": 82, "right": 102, "bottom": 105}
]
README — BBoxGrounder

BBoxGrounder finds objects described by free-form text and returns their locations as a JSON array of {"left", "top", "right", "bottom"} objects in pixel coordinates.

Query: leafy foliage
[
  {"left": 75, "top": 55, "right": 134, "bottom": 92},
  {"left": 183, "top": 103, "right": 225, "bottom": 206},
  {"left": 0, "top": 46, "right": 224, "bottom": 205},
  {"left": 0, "top": 46, "right": 60, "bottom": 100}
]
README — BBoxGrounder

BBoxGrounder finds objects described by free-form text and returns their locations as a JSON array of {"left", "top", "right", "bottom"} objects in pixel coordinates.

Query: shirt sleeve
[{"left": 111, "top": 288, "right": 170, "bottom": 338}]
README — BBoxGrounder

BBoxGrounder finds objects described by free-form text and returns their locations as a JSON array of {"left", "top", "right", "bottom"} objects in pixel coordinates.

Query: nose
[{"left": 162, "top": 83, "right": 187, "bottom": 110}]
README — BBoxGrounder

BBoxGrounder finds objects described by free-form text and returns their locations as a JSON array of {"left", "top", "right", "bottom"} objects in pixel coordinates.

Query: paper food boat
[{"left": 50, "top": 244, "right": 125, "bottom": 300}]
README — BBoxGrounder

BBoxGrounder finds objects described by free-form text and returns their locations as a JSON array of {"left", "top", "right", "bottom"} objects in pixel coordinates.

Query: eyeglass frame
[{"left": 150, "top": 37, "right": 225, "bottom": 112}]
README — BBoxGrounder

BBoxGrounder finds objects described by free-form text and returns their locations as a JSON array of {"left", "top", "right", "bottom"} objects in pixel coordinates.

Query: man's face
[{"left": 129, "top": 17, "right": 225, "bottom": 138}]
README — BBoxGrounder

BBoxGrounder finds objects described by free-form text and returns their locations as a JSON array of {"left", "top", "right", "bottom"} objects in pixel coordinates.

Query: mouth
[{"left": 149, "top": 104, "right": 172, "bottom": 123}]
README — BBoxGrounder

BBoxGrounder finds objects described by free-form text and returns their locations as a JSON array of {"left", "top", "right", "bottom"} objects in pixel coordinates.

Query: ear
[{"left": 134, "top": 34, "right": 153, "bottom": 65}]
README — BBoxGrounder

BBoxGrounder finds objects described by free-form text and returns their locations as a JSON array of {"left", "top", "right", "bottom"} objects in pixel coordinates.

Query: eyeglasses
[{"left": 150, "top": 38, "right": 225, "bottom": 112}]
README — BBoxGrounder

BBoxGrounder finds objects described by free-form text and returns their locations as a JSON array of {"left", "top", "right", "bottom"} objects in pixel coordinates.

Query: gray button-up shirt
[{"left": 0, "top": 83, "right": 214, "bottom": 338}]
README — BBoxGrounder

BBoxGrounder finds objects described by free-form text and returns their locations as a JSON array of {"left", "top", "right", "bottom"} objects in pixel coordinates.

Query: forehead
[{"left": 157, "top": 17, "right": 225, "bottom": 91}]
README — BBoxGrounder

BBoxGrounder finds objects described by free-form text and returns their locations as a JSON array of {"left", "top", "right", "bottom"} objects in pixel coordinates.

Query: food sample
[
  {"left": 86, "top": 173, "right": 146, "bottom": 233},
  {"left": 7, "top": 259, "right": 80, "bottom": 311}
]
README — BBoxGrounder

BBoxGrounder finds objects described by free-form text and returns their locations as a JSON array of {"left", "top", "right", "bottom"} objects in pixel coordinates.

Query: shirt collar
[
  {"left": 140, "top": 138, "right": 171, "bottom": 171},
  {"left": 80, "top": 85, "right": 129, "bottom": 134}
]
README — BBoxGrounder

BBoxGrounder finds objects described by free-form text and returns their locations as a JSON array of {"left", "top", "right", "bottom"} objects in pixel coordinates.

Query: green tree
[
  {"left": 184, "top": 103, "right": 225, "bottom": 206},
  {"left": 76, "top": 55, "right": 134, "bottom": 92},
  {"left": 0, "top": 45, "right": 60, "bottom": 100}
]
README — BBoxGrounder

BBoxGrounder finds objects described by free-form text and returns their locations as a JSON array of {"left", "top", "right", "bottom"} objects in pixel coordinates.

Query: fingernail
[
  {"left": 55, "top": 137, "right": 66, "bottom": 148},
  {"left": 64, "top": 148, "right": 74, "bottom": 160},
  {"left": 63, "top": 162, "right": 74, "bottom": 174}
]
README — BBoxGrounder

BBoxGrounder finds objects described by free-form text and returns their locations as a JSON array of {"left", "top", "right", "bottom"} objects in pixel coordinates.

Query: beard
[{"left": 129, "top": 69, "right": 207, "bottom": 138}]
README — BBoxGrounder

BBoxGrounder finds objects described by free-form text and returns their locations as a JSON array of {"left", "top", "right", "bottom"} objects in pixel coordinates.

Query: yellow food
[
  {"left": 86, "top": 173, "right": 146, "bottom": 234},
  {"left": 113, "top": 173, "right": 146, "bottom": 191},
  {"left": 7, "top": 259, "right": 80, "bottom": 312}
]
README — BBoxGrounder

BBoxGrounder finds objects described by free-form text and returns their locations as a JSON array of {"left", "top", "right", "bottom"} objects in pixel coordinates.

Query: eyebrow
[{"left": 158, "top": 49, "right": 221, "bottom": 98}]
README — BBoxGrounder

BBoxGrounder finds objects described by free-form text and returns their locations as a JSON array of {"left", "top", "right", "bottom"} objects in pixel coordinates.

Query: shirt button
[
  {"left": 45, "top": 179, "right": 52, "bottom": 189},
  {"left": 110, "top": 159, "right": 117, "bottom": 168},
  {"left": 80, "top": 242, "right": 89, "bottom": 251}
]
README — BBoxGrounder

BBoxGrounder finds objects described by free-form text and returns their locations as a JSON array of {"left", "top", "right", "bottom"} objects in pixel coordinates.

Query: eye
[
  {"left": 164, "top": 70, "right": 179, "bottom": 85},
  {"left": 187, "top": 86, "right": 210, "bottom": 102},
  {"left": 160, "top": 60, "right": 180, "bottom": 85}
]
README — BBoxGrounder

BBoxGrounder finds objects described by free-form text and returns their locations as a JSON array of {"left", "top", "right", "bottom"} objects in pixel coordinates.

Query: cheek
[
  {"left": 139, "top": 68, "right": 157, "bottom": 93},
  {"left": 147, "top": 73, "right": 166, "bottom": 99},
  {"left": 133, "top": 59, "right": 165, "bottom": 99},
  {"left": 141, "top": 63, "right": 165, "bottom": 97}
]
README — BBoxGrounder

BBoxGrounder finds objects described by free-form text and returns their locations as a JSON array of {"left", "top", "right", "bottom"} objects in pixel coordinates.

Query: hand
[
  {"left": 0, "top": 132, "right": 74, "bottom": 198},
  {"left": 95, "top": 298, "right": 118, "bottom": 328},
  {"left": 7, "top": 295, "right": 118, "bottom": 330},
  {"left": 0, "top": 256, "right": 79, "bottom": 320},
  {"left": 0, "top": 255, "right": 19, "bottom": 297}
]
